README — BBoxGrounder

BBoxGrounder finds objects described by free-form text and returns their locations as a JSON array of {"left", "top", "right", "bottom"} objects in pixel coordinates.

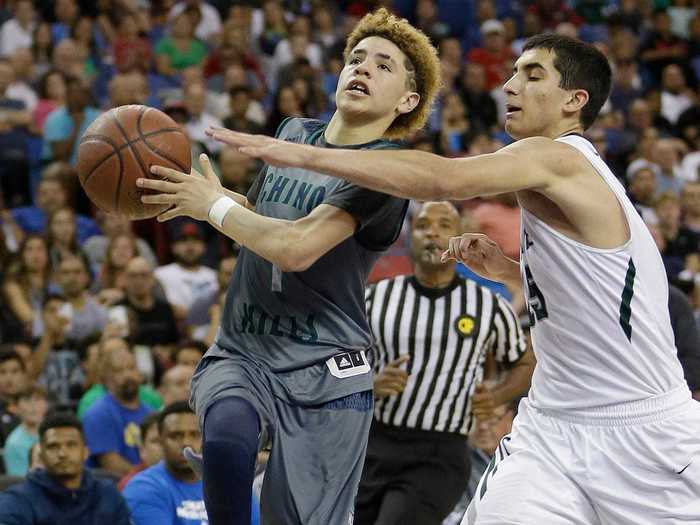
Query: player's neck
[
  {"left": 543, "top": 120, "right": 584, "bottom": 141},
  {"left": 414, "top": 263, "right": 456, "bottom": 290},
  {"left": 324, "top": 112, "right": 390, "bottom": 145}
]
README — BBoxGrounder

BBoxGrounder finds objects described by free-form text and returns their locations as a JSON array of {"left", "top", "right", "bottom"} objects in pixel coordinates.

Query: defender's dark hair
[
  {"left": 523, "top": 34, "right": 612, "bottom": 130},
  {"left": 39, "top": 411, "right": 84, "bottom": 441},
  {"left": 158, "top": 401, "right": 194, "bottom": 433}
]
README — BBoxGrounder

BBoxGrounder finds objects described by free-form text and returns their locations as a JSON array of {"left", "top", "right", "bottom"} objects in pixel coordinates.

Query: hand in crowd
[
  {"left": 139, "top": 154, "right": 224, "bottom": 222},
  {"left": 374, "top": 355, "right": 410, "bottom": 399},
  {"left": 42, "top": 306, "right": 70, "bottom": 341},
  {"left": 98, "top": 288, "right": 125, "bottom": 306},
  {"left": 471, "top": 383, "right": 497, "bottom": 420}
]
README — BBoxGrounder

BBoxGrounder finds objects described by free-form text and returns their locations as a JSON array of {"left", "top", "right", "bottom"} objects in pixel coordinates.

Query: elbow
[
  {"left": 275, "top": 251, "right": 314, "bottom": 273},
  {"left": 274, "top": 239, "right": 317, "bottom": 273}
]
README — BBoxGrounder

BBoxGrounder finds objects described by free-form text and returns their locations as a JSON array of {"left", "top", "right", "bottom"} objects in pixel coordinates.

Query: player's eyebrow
[
  {"left": 350, "top": 49, "right": 398, "bottom": 67},
  {"left": 513, "top": 62, "right": 546, "bottom": 74}
]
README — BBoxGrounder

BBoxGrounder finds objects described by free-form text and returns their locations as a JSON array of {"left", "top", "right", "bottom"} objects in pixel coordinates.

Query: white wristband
[{"left": 208, "top": 196, "right": 239, "bottom": 228}]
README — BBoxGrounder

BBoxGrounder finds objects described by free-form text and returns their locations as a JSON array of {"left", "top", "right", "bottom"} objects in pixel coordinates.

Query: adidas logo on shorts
[{"left": 327, "top": 351, "right": 371, "bottom": 378}]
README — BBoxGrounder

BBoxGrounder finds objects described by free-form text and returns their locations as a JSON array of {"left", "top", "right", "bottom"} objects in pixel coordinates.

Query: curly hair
[{"left": 343, "top": 8, "right": 441, "bottom": 140}]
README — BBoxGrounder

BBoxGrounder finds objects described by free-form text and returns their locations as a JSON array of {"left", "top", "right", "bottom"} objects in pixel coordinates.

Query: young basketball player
[
  {"left": 211, "top": 34, "right": 700, "bottom": 524},
  {"left": 137, "top": 9, "right": 440, "bottom": 525}
]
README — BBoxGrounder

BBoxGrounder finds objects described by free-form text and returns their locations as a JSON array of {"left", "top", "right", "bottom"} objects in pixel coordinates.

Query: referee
[{"left": 355, "top": 201, "right": 534, "bottom": 525}]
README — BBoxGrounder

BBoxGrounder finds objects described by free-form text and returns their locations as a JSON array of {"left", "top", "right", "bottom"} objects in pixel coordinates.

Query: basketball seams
[
  {"left": 137, "top": 108, "right": 190, "bottom": 173},
  {"left": 77, "top": 105, "right": 191, "bottom": 220},
  {"left": 78, "top": 133, "right": 124, "bottom": 186},
  {"left": 111, "top": 108, "right": 153, "bottom": 214}
]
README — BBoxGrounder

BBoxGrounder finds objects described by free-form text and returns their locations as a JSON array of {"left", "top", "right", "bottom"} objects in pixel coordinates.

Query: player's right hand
[
  {"left": 374, "top": 355, "right": 410, "bottom": 399},
  {"left": 441, "top": 233, "right": 515, "bottom": 283}
]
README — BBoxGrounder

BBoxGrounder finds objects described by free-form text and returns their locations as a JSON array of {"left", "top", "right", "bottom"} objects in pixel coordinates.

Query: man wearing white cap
[{"left": 467, "top": 19, "right": 515, "bottom": 91}]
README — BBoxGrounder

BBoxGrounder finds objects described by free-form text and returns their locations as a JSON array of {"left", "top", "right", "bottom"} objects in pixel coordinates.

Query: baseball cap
[
  {"left": 173, "top": 222, "right": 204, "bottom": 242},
  {"left": 481, "top": 19, "right": 505, "bottom": 35}
]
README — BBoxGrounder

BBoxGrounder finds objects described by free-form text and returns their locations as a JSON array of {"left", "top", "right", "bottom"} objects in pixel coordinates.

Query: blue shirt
[
  {"left": 42, "top": 106, "right": 101, "bottom": 164},
  {"left": 3, "top": 424, "right": 38, "bottom": 476},
  {"left": 82, "top": 392, "right": 153, "bottom": 467},
  {"left": 124, "top": 462, "right": 260, "bottom": 525},
  {"left": 11, "top": 207, "right": 100, "bottom": 244}
]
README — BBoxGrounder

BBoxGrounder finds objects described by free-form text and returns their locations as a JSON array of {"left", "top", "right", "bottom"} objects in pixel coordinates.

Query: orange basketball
[{"left": 77, "top": 105, "right": 191, "bottom": 220}]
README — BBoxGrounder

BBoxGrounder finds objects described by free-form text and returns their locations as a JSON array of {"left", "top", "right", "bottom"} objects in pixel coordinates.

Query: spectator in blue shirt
[
  {"left": 82, "top": 337, "right": 153, "bottom": 477},
  {"left": 125, "top": 401, "right": 260, "bottom": 524},
  {"left": 42, "top": 75, "right": 101, "bottom": 165},
  {"left": 3, "top": 384, "right": 48, "bottom": 476},
  {"left": 11, "top": 175, "right": 100, "bottom": 244},
  {"left": 0, "top": 411, "right": 131, "bottom": 525}
]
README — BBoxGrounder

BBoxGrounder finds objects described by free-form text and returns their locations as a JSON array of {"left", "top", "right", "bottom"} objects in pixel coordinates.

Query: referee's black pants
[{"left": 355, "top": 420, "right": 471, "bottom": 525}]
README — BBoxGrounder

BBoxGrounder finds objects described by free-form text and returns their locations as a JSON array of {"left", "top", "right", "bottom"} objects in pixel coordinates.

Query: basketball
[{"left": 77, "top": 105, "right": 191, "bottom": 221}]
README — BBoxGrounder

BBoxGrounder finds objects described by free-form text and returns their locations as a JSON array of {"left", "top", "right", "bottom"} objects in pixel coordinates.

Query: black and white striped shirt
[{"left": 366, "top": 274, "right": 526, "bottom": 435}]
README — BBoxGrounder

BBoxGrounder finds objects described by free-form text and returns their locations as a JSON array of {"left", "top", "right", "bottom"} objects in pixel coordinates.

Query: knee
[{"left": 203, "top": 396, "right": 260, "bottom": 451}]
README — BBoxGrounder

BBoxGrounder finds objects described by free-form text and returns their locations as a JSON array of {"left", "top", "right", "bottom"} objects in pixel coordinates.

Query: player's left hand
[
  {"left": 205, "top": 126, "right": 314, "bottom": 168},
  {"left": 472, "top": 383, "right": 497, "bottom": 420},
  {"left": 138, "top": 153, "right": 223, "bottom": 222}
]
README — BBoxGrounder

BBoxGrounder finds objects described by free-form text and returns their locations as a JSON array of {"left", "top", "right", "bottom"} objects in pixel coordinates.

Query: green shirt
[
  {"left": 155, "top": 37, "right": 208, "bottom": 71},
  {"left": 77, "top": 384, "right": 163, "bottom": 418}
]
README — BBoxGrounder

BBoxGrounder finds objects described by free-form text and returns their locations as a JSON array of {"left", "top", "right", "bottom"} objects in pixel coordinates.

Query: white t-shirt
[
  {"left": 0, "top": 19, "right": 34, "bottom": 57},
  {"left": 155, "top": 263, "right": 218, "bottom": 314},
  {"left": 169, "top": 1, "right": 221, "bottom": 42}
]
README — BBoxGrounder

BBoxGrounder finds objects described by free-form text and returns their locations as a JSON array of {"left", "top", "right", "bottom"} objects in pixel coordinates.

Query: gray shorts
[{"left": 190, "top": 354, "right": 373, "bottom": 525}]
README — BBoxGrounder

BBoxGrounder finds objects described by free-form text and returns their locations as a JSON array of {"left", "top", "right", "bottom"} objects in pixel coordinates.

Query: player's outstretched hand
[
  {"left": 441, "top": 233, "right": 517, "bottom": 284},
  {"left": 138, "top": 154, "right": 224, "bottom": 222},
  {"left": 373, "top": 355, "right": 410, "bottom": 399},
  {"left": 205, "top": 126, "right": 313, "bottom": 168}
]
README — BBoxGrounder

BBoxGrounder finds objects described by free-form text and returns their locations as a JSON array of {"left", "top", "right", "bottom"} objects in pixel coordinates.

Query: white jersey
[{"left": 521, "top": 134, "right": 686, "bottom": 411}]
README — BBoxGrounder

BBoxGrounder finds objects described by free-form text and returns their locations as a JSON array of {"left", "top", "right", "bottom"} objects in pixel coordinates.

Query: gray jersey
[{"left": 208, "top": 118, "right": 408, "bottom": 402}]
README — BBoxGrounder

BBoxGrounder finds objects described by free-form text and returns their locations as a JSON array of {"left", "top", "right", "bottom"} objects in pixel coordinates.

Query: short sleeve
[
  {"left": 323, "top": 182, "right": 408, "bottom": 250},
  {"left": 83, "top": 405, "right": 121, "bottom": 457},
  {"left": 490, "top": 294, "right": 527, "bottom": 368},
  {"left": 124, "top": 476, "right": 172, "bottom": 525},
  {"left": 246, "top": 166, "right": 269, "bottom": 206},
  {"left": 43, "top": 111, "right": 70, "bottom": 142},
  {"left": 247, "top": 117, "right": 295, "bottom": 205}
]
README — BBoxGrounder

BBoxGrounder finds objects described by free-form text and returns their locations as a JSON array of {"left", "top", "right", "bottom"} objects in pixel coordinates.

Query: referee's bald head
[{"left": 411, "top": 201, "right": 460, "bottom": 229}]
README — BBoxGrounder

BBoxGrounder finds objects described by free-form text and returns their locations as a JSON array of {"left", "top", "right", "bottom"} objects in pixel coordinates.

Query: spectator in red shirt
[
  {"left": 466, "top": 20, "right": 514, "bottom": 91},
  {"left": 113, "top": 12, "right": 152, "bottom": 73}
]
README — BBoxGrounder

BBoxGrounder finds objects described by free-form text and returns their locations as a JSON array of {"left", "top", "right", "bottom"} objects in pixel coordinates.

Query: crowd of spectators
[{"left": 0, "top": 0, "right": 699, "bottom": 522}]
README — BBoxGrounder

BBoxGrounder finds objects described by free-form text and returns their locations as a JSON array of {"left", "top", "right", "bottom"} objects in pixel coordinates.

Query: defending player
[
  {"left": 136, "top": 9, "right": 440, "bottom": 525},
  {"left": 211, "top": 34, "right": 700, "bottom": 524}
]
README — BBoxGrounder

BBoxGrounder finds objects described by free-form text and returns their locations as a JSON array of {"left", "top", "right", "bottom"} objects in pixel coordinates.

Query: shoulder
[
  {"left": 83, "top": 393, "right": 114, "bottom": 418},
  {"left": 44, "top": 107, "right": 68, "bottom": 125},
  {"left": 276, "top": 117, "right": 325, "bottom": 141},
  {"left": 124, "top": 464, "right": 168, "bottom": 496},
  {"left": 500, "top": 136, "right": 590, "bottom": 177}
]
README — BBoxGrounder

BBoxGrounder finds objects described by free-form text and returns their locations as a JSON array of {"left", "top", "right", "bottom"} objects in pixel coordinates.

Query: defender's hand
[
  {"left": 139, "top": 154, "right": 223, "bottom": 222},
  {"left": 441, "top": 233, "right": 514, "bottom": 283},
  {"left": 205, "top": 127, "right": 314, "bottom": 168}
]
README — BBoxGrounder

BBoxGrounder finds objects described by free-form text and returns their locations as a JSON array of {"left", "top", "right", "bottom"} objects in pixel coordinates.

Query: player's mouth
[
  {"left": 506, "top": 104, "right": 521, "bottom": 118},
  {"left": 346, "top": 79, "right": 370, "bottom": 96}
]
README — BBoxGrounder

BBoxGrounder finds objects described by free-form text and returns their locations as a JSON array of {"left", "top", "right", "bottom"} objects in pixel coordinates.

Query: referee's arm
[
  {"left": 487, "top": 346, "right": 535, "bottom": 409},
  {"left": 473, "top": 296, "right": 535, "bottom": 419}
]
